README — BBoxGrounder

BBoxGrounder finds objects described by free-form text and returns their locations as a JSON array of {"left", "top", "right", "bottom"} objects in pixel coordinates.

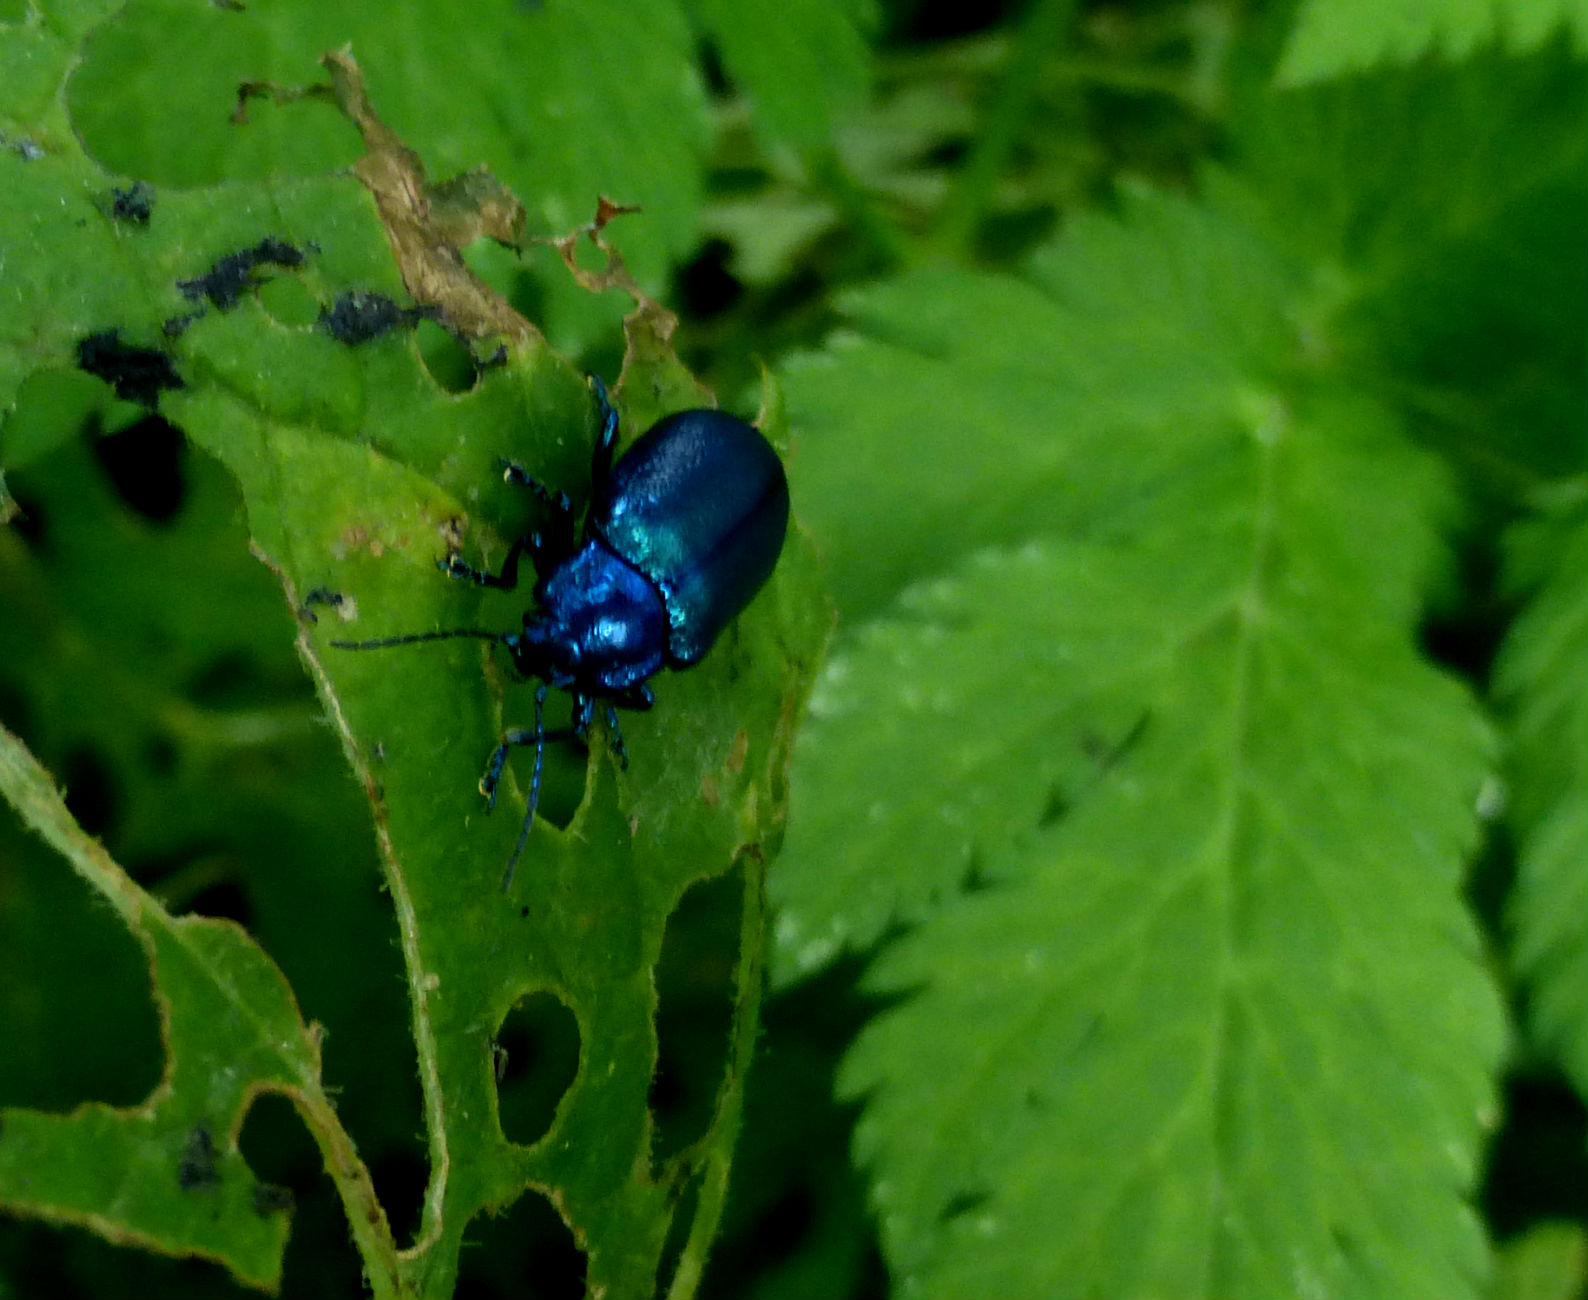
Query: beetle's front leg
[
  {"left": 601, "top": 685, "right": 654, "bottom": 770},
  {"left": 438, "top": 533, "right": 534, "bottom": 591},
  {"left": 500, "top": 459, "right": 579, "bottom": 564},
  {"left": 588, "top": 374, "right": 620, "bottom": 495}
]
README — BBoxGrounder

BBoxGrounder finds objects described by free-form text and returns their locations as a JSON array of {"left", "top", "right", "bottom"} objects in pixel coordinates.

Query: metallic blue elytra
[
  {"left": 592, "top": 405, "right": 790, "bottom": 666},
  {"left": 331, "top": 375, "right": 789, "bottom": 892}
]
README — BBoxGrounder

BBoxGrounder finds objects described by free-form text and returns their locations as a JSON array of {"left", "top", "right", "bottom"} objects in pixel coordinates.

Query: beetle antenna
[
  {"left": 329, "top": 629, "right": 509, "bottom": 650},
  {"left": 501, "top": 683, "right": 551, "bottom": 893}
]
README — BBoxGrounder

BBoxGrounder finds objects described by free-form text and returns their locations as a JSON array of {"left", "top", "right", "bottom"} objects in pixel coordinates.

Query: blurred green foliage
[{"left": 1, "top": 0, "right": 1585, "bottom": 1298}]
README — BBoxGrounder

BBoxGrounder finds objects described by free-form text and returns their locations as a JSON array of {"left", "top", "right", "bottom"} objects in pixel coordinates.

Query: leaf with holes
[{"left": 1, "top": 19, "right": 827, "bottom": 1299}]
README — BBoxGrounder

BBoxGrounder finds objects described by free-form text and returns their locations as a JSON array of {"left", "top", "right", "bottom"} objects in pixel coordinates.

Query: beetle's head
[{"left": 507, "top": 615, "right": 578, "bottom": 683}]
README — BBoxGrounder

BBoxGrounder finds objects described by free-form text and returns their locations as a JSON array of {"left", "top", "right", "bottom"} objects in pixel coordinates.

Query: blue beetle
[{"left": 332, "top": 376, "right": 789, "bottom": 890}]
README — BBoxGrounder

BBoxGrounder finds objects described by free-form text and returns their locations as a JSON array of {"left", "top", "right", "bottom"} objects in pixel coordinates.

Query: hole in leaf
[
  {"left": 493, "top": 708, "right": 585, "bottom": 833},
  {"left": 649, "top": 867, "right": 742, "bottom": 1166},
  {"left": 494, "top": 990, "right": 580, "bottom": 1148},
  {"left": 417, "top": 319, "right": 478, "bottom": 393},
  {"left": 371, "top": 1148, "right": 429, "bottom": 1247},
  {"left": 455, "top": 1188, "right": 586, "bottom": 1300},
  {"left": 61, "top": 746, "right": 117, "bottom": 837},
  {"left": 89, "top": 414, "right": 186, "bottom": 524},
  {"left": 3, "top": 367, "right": 111, "bottom": 474},
  {"left": 239, "top": 1093, "right": 313, "bottom": 1189}
]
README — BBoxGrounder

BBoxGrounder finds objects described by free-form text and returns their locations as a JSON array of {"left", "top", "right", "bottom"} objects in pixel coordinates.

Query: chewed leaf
[{"left": 0, "top": 725, "right": 368, "bottom": 1292}]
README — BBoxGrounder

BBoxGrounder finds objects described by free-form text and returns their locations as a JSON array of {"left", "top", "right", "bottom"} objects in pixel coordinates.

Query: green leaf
[
  {"left": 1229, "top": 49, "right": 1588, "bottom": 487},
  {"left": 1489, "top": 1220, "right": 1588, "bottom": 1300},
  {"left": 780, "top": 181, "right": 1298, "bottom": 612},
  {"left": 1277, "top": 0, "right": 1588, "bottom": 86},
  {"left": 773, "top": 187, "right": 1503, "bottom": 1296},
  {"left": 838, "top": 530, "right": 1500, "bottom": 1298},
  {"left": 1495, "top": 507, "right": 1588, "bottom": 1094},
  {"left": 691, "top": 0, "right": 872, "bottom": 147},
  {"left": 1, "top": 29, "right": 827, "bottom": 1296},
  {"left": 0, "top": 725, "right": 364, "bottom": 1294},
  {"left": 182, "top": 348, "right": 825, "bottom": 1298},
  {"left": 65, "top": 0, "right": 709, "bottom": 284}
]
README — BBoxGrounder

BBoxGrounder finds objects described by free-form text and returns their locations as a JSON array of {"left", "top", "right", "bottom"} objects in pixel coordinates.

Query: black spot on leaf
[
  {"left": 318, "top": 289, "right": 436, "bottom": 345},
  {"left": 252, "top": 1182, "right": 295, "bottom": 1216},
  {"left": 299, "top": 586, "right": 345, "bottom": 624},
  {"left": 75, "top": 330, "right": 183, "bottom": 406},
  {"left": 109, "top": 181, "right": 154, "bottom": 225},
  {"left": 177, "top": 237, "right": 308, "bottom": 310},
  {"left": 177, "top": 1124, "right": 221, "bottom": 1191}
]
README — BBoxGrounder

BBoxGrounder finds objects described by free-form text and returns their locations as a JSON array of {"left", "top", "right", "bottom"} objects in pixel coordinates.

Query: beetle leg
[
  {"left": 603, "top": 705, "right": 630, "bottom": 770},
  {"left": 439, "top": 534, "right": 534, "bottom": 591},
  {"left": 568, "top": 693, "right": 596, "bottom": 742},
  {"left": 479, "top": 727, "right": 577, "bottom": 810},
  {"left": 500, "top": 459, "right": 579, "bottom": 553},
  {"left": 492, "top": 684, "right": 586, "bottom": 892},
  {"left": 613, "top": 682, "right": 655, "bottom": 712},
  {"left": 500, "top": 459, "right": 574, "bottom": 518},
  {"left": 588, "top": 374, "right": 620, "bottom": 493}
]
